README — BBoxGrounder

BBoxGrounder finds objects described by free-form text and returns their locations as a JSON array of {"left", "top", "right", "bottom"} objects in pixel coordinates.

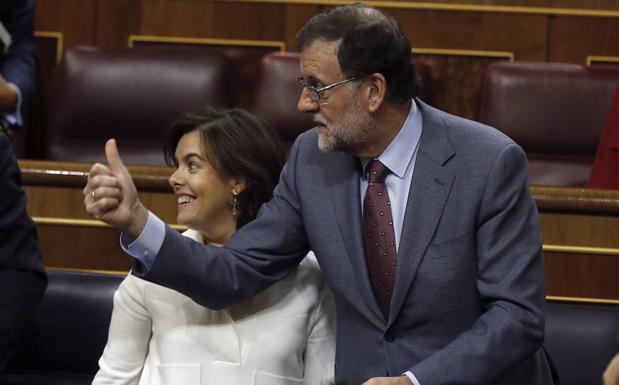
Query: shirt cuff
[
  {"left": 120, "top": 211, "right": 165, "bottom": 270},
  {"left": 3, "top": 83, "right": 23, "bottom": 126},
  {"left": 404, "top": 371, "right": 421, "bottom": 385}
]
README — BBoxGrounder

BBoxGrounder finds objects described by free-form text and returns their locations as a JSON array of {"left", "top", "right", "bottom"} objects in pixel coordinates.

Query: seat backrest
[
  {"left": 248, "top": 52, "right": 315, "bottom": 151},
  {"left": 545, "top": 301, "right": 619, "bottom": 385},
  {"left": 478, "top": 62, "right": 619, "bottom": 186},
  {"left": 45, "top": 46, "right": 238, "bottom": 165},
  {"left": 0, "top": 270, "right": 124, "bottom": 385}
]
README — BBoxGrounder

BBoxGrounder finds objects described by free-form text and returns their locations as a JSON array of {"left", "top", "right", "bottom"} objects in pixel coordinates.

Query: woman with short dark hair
[{"left": 92, "top": 107, "right": 335, "bottom": 385}]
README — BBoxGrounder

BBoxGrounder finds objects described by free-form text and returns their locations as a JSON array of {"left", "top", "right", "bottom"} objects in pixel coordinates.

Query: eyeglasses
[{"left": 297, "top": 75, "right": 365, "bottom": 102}]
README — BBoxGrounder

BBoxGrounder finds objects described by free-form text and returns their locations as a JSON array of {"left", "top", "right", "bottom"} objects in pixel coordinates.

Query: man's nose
[{"left": 297, "top": 88, "right": 318, "bottom": 113}]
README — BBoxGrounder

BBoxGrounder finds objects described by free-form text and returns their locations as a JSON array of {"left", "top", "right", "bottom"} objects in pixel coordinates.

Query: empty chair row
[
  {"left": 26, "top": 45, "right": 619, "bottom": 188},
  {"left": 39, "top": 46, "right": 435, "bottom": 166}
]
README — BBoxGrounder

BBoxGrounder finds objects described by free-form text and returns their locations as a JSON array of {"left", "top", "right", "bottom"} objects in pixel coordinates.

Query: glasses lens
[{"left": 310, "top": 89, "right": 320, "bottom": 101}]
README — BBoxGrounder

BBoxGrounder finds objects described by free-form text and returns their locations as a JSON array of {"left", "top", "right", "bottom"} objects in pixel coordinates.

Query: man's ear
[{"left": 365, "top": 73, "right": 387, "bottom": 113}]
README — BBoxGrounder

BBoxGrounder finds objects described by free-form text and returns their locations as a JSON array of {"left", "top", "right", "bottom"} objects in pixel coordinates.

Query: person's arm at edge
[{"left": 1, "top": 0, "right": 36, "bottom": 125}]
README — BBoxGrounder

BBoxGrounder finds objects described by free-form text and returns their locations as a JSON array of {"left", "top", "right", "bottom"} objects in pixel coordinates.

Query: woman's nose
[{"left": 168, "top": 168, "right": 183, "bottom": 190}]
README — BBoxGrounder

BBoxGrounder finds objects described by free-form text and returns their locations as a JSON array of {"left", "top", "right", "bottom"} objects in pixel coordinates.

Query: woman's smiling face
[{"left": 168, "top": 130, "right": 241, "bottom": 242}]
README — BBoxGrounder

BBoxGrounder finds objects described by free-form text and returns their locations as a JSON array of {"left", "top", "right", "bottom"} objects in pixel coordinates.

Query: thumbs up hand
[{"left": 83, "top": 139, "right": 149, "bottom": 237}]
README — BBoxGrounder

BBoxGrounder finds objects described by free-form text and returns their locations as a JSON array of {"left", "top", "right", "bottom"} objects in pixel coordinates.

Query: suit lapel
[
  {"left": 325, "top": 151, "right": 385, "bottom": 326},
  {"left": 388, "top": 101, "right": 456, "bottom": 325}
]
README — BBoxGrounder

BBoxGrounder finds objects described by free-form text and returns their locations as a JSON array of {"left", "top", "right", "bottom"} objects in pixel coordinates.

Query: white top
[{"left": 93, "top": 229, "right": 336, "bottom": 385}]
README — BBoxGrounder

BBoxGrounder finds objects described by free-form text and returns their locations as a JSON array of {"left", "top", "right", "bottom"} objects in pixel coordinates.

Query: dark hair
[
  {"left": 296, "top": 3, "right": 419, "bottom": 103},
  {"left": 165, "top": 107, "right": 285, "bottom": 229}
]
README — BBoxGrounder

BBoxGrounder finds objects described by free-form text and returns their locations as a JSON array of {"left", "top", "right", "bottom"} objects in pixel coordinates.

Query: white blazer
[{"left": 92, "top": 229, "right": 335, "bottom": 385}]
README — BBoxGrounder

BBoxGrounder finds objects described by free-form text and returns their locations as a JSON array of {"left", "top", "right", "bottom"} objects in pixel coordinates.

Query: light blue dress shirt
[{"left": 360, "top": 100, "right": 422, "bottom": 252}]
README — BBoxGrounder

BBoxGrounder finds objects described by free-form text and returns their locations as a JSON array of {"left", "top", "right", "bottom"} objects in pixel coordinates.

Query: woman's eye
[{"left": 188, "top": 162, "right": 199, "bottom": 172}]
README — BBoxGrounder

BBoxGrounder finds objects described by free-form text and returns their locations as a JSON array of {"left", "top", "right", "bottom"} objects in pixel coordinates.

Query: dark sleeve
[
  {"left": 0, "top": 0, "right": 37, "bottom": 109},
  {"left": 0, "top": 134, "right": 46, "bottom": 369}
]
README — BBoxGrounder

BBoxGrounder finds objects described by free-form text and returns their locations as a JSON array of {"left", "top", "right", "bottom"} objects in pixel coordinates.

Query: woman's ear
[
  {"left": 365, "top": 73, "right": 387, "bottom": 113},
  {"left": 229, "top": 178, "right": 247, "bottom": 195}
]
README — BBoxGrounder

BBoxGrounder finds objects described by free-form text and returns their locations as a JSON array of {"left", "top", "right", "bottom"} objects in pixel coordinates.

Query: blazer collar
[{"left": 387, "top": 99, "right": 456, "bottom": 326}]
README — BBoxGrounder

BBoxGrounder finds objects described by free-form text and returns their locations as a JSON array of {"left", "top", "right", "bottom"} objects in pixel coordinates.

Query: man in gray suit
[{"left": 84, "top": 4, "right": 553, "bottom": 384}]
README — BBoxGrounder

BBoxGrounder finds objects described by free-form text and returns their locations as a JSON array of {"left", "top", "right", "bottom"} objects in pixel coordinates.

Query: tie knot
[{"left": 366, "top": 160, "right": 390, "bottom": 183}]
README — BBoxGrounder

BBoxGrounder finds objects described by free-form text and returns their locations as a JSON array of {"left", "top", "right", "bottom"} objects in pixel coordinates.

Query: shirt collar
[{"left": 361, "top": 100, "right": 422, "bottom": 179}]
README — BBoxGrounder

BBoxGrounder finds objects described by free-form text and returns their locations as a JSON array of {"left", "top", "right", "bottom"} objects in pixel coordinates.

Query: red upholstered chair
[
  {"left": 478, "top": 62, "right": 619, "bottom": 187},
  {"left": 249, "top": 52, "right": 436, "bottom": 151},
  {"left": 588, "top": 85, "right": 619, "bottom": 189},
  {"left": 248, "top": 52, "right": 314, "bottom": 151},
  {"left": 45, "top": 46, "right": 238, "bottom": 165}
]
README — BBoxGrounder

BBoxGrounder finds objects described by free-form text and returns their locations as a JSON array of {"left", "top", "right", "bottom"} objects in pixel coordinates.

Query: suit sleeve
[
  {"left": 1, "top": 0, "right": 37, "bottom": 113},
  {"left": 136, "top": 132, "right": 312, "bottom": 310},
  {"left": 93, "top": 274, "right": 152, "bottom": 385},
  {"left": 410, "top": 143, "right": 547, "bottom": 385}
]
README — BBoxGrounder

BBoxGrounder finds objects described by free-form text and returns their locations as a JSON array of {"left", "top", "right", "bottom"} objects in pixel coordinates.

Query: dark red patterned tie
[{"left": 363, "top": 159, "right": 397, "bottom": 319}]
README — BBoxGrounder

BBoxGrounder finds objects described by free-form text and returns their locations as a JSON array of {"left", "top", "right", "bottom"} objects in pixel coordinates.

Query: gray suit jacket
[{"left": 140, "top": 100, "right": 553, "bottom": 385}]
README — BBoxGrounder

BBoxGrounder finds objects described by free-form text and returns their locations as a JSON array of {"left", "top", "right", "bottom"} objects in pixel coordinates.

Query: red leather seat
[
  {"left": 46, "top": 46, "right": 238, "bottom": 165},
  {"left": 478, "top": 62, "right": 619, "bottom": 187},
  {"left": 248, "top": 52, "right": 314, "bottom": 151}
]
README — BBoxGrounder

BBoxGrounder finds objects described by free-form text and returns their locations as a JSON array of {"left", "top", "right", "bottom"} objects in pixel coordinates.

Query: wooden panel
[
  {"left": 388, "top": 9, "right": 548, "bottom": 61},
  {"left": 37, "top": 224, "right": 132, "bottom": 271},
  {"left": 540, "top": 213, "right": 619, "bottom": 248},
  {"left": 283, "top": 4, "right": 324, "bottom": 48},
  {"left": 212, "top": 2, "right": 286, "bottom": 40},
  {"left": 550, "top": 16, "right": 619, "bottom": 63},
  {"left": 139, "top": 0, "right": 216, "bottom": 37},
  {"left": 545, "top": 252, "right": 619, "bottom": 299},
  {"left": 535, "top": 186, "right": 619, "bottom": 300},
  {"left": 95, "top": 0, "right": 141, "bottom": 47},
  {"left": 19, "top": 160, "right": 178, "bottom": 223},
  {"left": 413, "top": 53, "right": 511, "bottom": 118},
  {"left": 35, "top": 0, "right": 95, "bottom": 51}
]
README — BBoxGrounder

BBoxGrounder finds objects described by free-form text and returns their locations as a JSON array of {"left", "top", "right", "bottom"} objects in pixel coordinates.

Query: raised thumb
[{"left": 105, "top": 138, "right": 128, "bottom": 176}]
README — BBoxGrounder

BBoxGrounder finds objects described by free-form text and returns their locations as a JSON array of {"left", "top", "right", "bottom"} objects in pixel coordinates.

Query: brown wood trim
[
  {"left": 33, "top": 216, "right": 187, "bottom": 231},
  {"left": 46, "top": 266, "right": 129, "bottom": 275},
  {"left": 34, "top": 31, "right": 64, "bottom": 64},
  {"left": 531, "top": 186, "right": 619, "bottom": 214},
  {"left": 544, "top": 244, "right": 619, "bottom": 256},
  {"left": 546, "top": 295, "right": 619, "bottom": 305},
  {"left": 18, "top": 160, "right": 174, "bottom": 192},
  {"left": 222, "top": 0, "right": 619, "bottom": 17},
  {"left": 413, "top": 48, "right": 514, "bottom": 60},
  {"left": 587, "top": 55, "right": 619, "bottom": 65},
  {"left": 128, "top": 35, "right": 286, "bottom": 51},
  {"left": 17, "top": 162, "right": 619, "bottom": 214}
]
